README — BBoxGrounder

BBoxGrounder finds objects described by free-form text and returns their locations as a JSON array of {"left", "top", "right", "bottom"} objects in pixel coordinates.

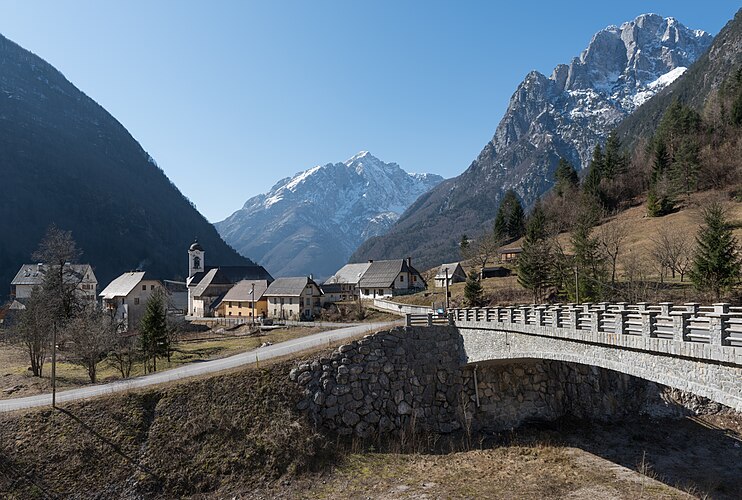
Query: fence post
[
  {"left": 640, "top": 310, "right": 657, "bottom": 338},
  {"left": 709, "top": 303, "right": 730, "bottom": 346},
  {"left": 448, "top": 312, "right": 455, "bottom": 326},
  {"left": 658, "top": 302, "right": 673, "bottom": 317},
  {"left": 591, "top": 308, "right": 604, "bottom": 334},
  {"left": 405, "top": 313, "right": 412, "bottom": 327},
  {"left": 505, "top": 306, "right": 515, "bottom": 324},
  {"left": 670, "top": 310, "right": 691, "bottom": 342},
  {"left": 615, "top": 308, "right": 628, "bottom": 335},
  {"left": 534, "top": 306, "right": 546, "bottom": 327},
  {"left": 568, "top": 304, "right": 579, "bottom": 331},
  {"left": 427, "top": 313, "right": 433, "bottom": 327}
]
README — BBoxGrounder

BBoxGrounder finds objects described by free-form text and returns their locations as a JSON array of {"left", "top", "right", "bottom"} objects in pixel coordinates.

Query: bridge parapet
[{"left": 451, "top": 302, "right": 742, "bottom": 366}]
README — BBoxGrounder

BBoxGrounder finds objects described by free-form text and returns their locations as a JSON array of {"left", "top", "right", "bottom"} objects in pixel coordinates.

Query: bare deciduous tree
[
  {"left": 598, "top": 222, "right": 628, "bottom": 287},
  {"left": 108, "top": 332, "right": 137, "bottom": 379},
  {"left": 462, "top": 233, "right": 504, "bottom": 272},
  {"left": 651, "top": 227, "right": 693, "bottom": 282},
  {"left": 65, "top": 307, "right": 117, "bottom": 383},
  {"left": 10, "top": 289, "right": 54, "bottom": 376}
]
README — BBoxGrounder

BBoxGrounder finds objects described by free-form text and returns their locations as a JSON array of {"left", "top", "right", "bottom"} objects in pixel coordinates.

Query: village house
[
  {"left": 322, "top": 262, "right": 371, "bottom": 303},
  {"left": 10, "top": 263, "right": 98, "bottom": 303},
  {"left": 186, "top": 240, "right": 273, "bottom": 317},
  {"left": 212, "top": 279, "right": 269, "bottom": 319},
  {"left": 499, "top": 246, "right": 523, "bottom": 263},
  {"left": 434, "top": 262, "right": 466, "bottom": 288},
  {"left": 99, "top": 271, "right": 164, "bottom": 331},
  {"left": 357, "top": 258, "right": 426, "bottom": 300},
  {"left": 264, "top": 277, "right": 322, "bottom": 320}
]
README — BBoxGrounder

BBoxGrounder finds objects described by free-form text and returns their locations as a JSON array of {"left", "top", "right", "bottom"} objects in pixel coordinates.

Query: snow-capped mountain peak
[{"left": 215, "top": 153, "right": 444, "bottom": 278}]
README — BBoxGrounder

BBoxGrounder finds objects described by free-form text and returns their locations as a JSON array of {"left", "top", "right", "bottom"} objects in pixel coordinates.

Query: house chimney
[
  {"left": 368, "top": 259, "right": 374, "bottom": 263},
  {"left": 406, "top": 256, "right": 412, "bottom": 267},
  {"left": 37, "top": 263, "right": 43, "bottom": 272}
]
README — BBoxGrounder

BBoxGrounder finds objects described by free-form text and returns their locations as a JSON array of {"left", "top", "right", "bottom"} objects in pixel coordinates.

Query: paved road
[{"left": 0, "top": 321, "right": 398, "bottom": 413}]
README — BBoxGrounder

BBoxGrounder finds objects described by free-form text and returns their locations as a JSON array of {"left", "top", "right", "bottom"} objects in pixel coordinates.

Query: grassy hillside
[{"left": 2, "top": 344, "right": 741, "bottom": 498}]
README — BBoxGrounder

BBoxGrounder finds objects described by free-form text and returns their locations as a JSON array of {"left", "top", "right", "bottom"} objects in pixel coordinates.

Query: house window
[
  {"left": 364, "top": 289, "right": 369, "bottom": 295},
  {"left": 378, "top": 289, "right": 384, "bottom": 295},
  {"left": 142, "top": 285, "right": 146, "bottom": 291},
  {"left": 134, "top": 298, "right": 140, "bottom": 305},
  {"left": 151, "top": 285, "right": 155, "bottom": 290},
  {"left": 400, "top": 275, "right": 404, "bottom": 282},
  {"left": 413, "top": 276, "right": 417, "bottom": 282}
]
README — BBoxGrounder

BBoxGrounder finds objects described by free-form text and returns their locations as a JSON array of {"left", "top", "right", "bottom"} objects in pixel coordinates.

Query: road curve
[{"left": 0, "top": 321, "right": 398, "bottom": 413}]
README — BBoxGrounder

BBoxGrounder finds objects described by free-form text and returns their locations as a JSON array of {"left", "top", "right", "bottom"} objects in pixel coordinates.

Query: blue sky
[{"left": 0, "top": 1, "right": 737, "bottom": 221}]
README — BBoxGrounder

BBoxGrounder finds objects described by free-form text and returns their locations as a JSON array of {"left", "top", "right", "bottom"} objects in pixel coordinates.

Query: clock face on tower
[{"left": 193, "top": 256, "right": 201, "bottom": 269}]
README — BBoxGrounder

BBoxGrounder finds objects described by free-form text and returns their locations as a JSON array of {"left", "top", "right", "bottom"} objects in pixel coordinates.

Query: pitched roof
[
  {"left": 358, "top": 260, "right": 405, "bottom": 288},
  {"left": 191, "top": 268, "right": 233, "bottom": 298},
  {"left": 222, "top": 280, "right": 269, "bottom": 302},
  {"left": 324, "top": 263, "right": 371, "bottom": 285},
  {"left": 12, "top": 263, "right": 96, "bottom": 286},
  {"left": 100, "top": 272, "right": 147, "bottom": 299},
  {"left": 435, "top": 262, "right": 464, "bottom": 279},
  {"left": 264, "top": 277, "right": 320, "bottom": 297},
  {"left": 188, "top": 265, "right": 274, "bottom": 289}
]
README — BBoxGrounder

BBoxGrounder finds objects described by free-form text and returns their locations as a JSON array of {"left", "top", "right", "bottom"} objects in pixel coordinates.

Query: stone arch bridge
[{"left": 448, "top": 302, "right": 742, "bottom": 412}]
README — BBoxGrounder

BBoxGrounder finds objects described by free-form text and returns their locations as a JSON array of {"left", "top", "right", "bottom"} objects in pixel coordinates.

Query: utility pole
[
  {"left": 52, "top": 322, "right": 57, "bottom": 408},
  {"left": 251, "top": 283, "right": 255, "bottom": 326},
  {"left": 445, "top": 268, "right": 450, "bottom": 311}
]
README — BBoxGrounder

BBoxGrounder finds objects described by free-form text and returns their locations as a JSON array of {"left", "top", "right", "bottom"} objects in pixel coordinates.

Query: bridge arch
[{"left": 457, "top": 324, "right": 742, "bottom": 412}]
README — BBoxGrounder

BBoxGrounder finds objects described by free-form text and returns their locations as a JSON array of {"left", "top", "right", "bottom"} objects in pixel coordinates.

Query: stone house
[
  {"left": 264, "top": 277, "right": 323, "bottom": 320},
  {"left": 10, "top": 263, "right": 98, "bottom": 303},
  {"left": 99, "top": 271, "right": 164, "bottom": 331},
  {"left": 322, "top": 262, "right": 372, "bottom": 303},
  {"left": 212, "top": 279, "right": 269, "bottom": 319},
  {"left": 357, "top": 258, "right": 426, "bottom": 300},
  {"left": 434, "top": 262, "right": 466, "bottom": 288}
]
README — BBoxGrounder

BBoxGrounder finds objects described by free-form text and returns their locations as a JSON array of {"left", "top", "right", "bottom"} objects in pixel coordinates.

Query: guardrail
[
  {"left": 372, "top": 298, "right": 433, "bottom": 316},
  {"left": 451, "top": 302, "right": 742, "bottom": 347},
  {"left": 405, "top": 313, "right": 454, "bottom": 327}
]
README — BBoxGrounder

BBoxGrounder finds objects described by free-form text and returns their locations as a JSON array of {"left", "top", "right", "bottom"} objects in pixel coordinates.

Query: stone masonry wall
[{"left": 292, "top": 326, "right": 699, "bottom": 438}]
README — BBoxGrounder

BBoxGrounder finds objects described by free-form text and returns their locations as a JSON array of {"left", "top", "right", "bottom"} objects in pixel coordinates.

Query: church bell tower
[{"left": 188, "top": 239, "right": 205, "bottom": 278}]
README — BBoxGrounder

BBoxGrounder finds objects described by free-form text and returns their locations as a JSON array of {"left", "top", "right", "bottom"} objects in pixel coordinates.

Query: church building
[{"left": 186, "top": 240, "right": 273, "bottom": 318}]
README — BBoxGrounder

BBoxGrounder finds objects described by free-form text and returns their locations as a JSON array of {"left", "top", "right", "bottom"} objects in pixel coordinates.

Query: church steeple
[{"left": 188, "top": 239, "right": 205, "bottom": 277}]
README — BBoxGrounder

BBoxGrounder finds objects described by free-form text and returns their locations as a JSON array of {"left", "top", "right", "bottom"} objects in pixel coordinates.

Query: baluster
[
  {"left": 534, "top": 305, "right": 544, "bottom": 327},
  {"left": 568, "top": 304, "right": 579, "bottom": 330},
  {"left": 684, "top": 302, "right": 700, "bottom": 315}
]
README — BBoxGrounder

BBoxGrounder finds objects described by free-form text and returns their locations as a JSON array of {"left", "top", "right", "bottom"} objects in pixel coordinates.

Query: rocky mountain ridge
[
  {"left": 352, "top": 14, "right": 713, "bottom": 270},
  {"left": 216, "top": 152, "right": 443, "bottom": 278}
]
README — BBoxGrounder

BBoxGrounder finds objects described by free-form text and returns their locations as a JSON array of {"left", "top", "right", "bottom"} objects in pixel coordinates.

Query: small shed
[{"left": 434, "top": 262, "right": 466, "bottom": 288}]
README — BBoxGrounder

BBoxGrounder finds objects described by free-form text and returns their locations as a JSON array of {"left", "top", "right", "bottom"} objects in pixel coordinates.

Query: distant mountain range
[
  {"left": 216, "top": 152, "right": 443, "bottom": 279},
  {"left": 0, "top": 34, "right": 250, "bottom": 293},
  {"left": 352, "top": 14, "right": 713, "bottom": 270}
]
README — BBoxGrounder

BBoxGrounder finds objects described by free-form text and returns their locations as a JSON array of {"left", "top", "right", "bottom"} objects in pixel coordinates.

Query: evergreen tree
[
  {"left": 139, "top": 288, "right": 169, "bottom": 373},
  {"left": 463, "top": 271, "right": 485, "bottom": 307},
  {"left": 459, "top": 234, "right": 470, "bottom": 257},
  {"left": 570, "top": 211, "right": 607, "bottom": 302},
  {"left": 554, "top": 157, "right": 579, "bottom": 197},
  {"left": 494, "top": 190, "right": 525, "bottom": 242},
  {"left": 602, "top": 131, "right": 627, "bottom": 180},
  {"left": 647, "top": 139, "right": 675, "bottom": 217},
  {"left": 582, "top": 144, "right": 604, "bottom": 198},
  {"left": 690, "top": 203, "right": 741, "bottom": 300},
  {"left": 517, "top": 201, "right": 553, "bottom": 303}
]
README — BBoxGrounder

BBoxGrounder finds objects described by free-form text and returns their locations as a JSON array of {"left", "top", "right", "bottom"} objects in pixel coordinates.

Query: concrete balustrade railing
[{"left": 451, "top": 302, "right": 742, "bottom": 348}]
